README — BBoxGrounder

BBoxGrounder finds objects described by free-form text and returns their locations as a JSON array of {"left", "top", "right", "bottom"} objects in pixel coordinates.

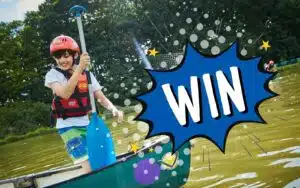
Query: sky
[{"left": 0, "top": 0, "right": 45, "bottom": 22}]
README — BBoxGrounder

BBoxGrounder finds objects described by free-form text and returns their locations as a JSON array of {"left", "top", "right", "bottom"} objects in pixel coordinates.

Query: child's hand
[
  {"left": 78, "top": 52, "right": 90, "bottom": 71},
  {"left": 112, "top": 108, "right": 124, "bottom": 123}
]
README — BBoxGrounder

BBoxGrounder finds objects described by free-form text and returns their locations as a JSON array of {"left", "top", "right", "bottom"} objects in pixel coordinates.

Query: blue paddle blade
[{"left": 87, "top": 113, "right": 117, "bottom": 171}]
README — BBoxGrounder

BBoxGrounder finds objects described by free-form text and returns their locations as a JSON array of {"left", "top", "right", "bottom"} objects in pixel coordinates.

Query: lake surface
[{"left": 1, "top": 64, "right": 300, "bottom": 187}]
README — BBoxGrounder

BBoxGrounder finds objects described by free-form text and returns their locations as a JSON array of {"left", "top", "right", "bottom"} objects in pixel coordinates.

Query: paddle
[{"left": 69, "top": 5, "right": 117, "bottom": 171}]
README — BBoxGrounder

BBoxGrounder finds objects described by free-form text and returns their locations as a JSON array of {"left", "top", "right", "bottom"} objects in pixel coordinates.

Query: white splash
[
  {"left": 190, "top": 166, "right": 208, "bottom": 171},
  {"left": 203, "top": 173, "right": 257, "bottom": 188},
  {"left": 272, "top": 138, "right": 294, "bottom": 143},
  {"left": 257, "top": 146, "right": 300, "bottom": 157},
  {"left": 188, "top": 175, "right": 223, "bottom": 182},
  {"left": 242, "top": 181, "right": 266, "bottom": 188},
  {"left": 268, "top": 158, "right": 300, "bottom": 168}
]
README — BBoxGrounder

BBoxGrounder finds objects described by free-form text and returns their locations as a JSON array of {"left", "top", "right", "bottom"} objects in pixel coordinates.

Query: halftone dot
[
  {"left": 242, "top": 29, "right": 245, "bottom": 33},
  {"left": 133, "top": 82, "right": 137, "bottom": 87},
  {"left": 149, "top": 158, "right": 156, "bottom": 164},
  {"left": 203, "top": 13, "right": 209, "bottom": 19},
  {"left": 183, "top": 45, "right": 186, "bottom": 52},
  {"left": 226, "top": 26, "right": 231, "bottom": 31},
  {"left": 144, "top": 169, "right": 148, "bottom": 174},
  {"left": 207, "top": 30, "right": 216, "bottom": 37},
  {"left": 248, "top": 39, "right": 253, "bottom": 44},
  {"left": 222, "top": 9, "right": 225, "bottom": 13},
  {"left": 134, "top": 104, "right": 143, "bottom": 113},
  {"left": 233, "top": 16, "right": 236, "bottom": 19},
  {"left": 110, "top": 77, "right": 113, "bottom": 81},
  {"left": 133, "top": 163, "right": 138, "bottom": 168},
  {"left": 193, "top": 7, "right": 198, "bottom": 12},
  {"left": 170, "top": 23, "right": 174, "bottom": 27},
  {"left": 113, "top": 93, "right": 119, "bottom": 99},
  {"left": 100, "top": 145, "right": 103, "bottom": 148},
  {"left": 166, "top": 183, "right": 170, "bottom": 187},
  {"left": 161, "top": 137, "right": 170, "bottom": 144},
  {"left": 241, "top": 48, "right": 248, "bottom": 56},
  {"left": 237, "top": 32, "right": 243, "bottom": 38},
  {"left": 147, "top": 82, "right": 153, "bottom": 90},
  {"left": 123, "top": 127, "right": 129, "bottom": 134},
  {"left": 134, "top": 159, "right": 161, "bottom": 185},
  {"left": 200, "top": 40, "right": 209, "bottom": 49},
  {"left": 155, "top": 176, "right": 159, "bottom": 180},
  {"left": 215, "top": 19, "right": 221, "bottom": 25},
  {"left": 133, "top": 133, "right": 141, "bottom": 141},
  {"left": 103, "top": 88, "right": 107, "bottom": 92},
  {"left": 218, "top": 36, "right": 226, "bottom": 44},
  {"left": 124, "top": 99, "right": 131, "bottom": 106},
  {"left": 211, "top": 46, "right": 221, "bottom": 55},
  {"left": 173, "top": 40, "right": 179, "bottom": 46},
  {"left": 130, "top": 88, "right": 137, "bottom": 95},
  {"left": 134, "top": 77, "right": 137, "bottom": 80},
  {"left": 176, "top": 55, "right": 184, "bottom": 64},
  {"left": 138, "top": 151, "right": 144, "bottom": 158},
  {"left": 196, "top": 156, "right": 200, "bottom": 160},
  {"left": 183, "top": 1, "right": 186, "bottom": 5},
  {"left": 186, "top": 18, "right": 192, "bottom": 24},
  {"left": 178, "top": 159, "right": 184, "bottom": 166},
  {"left": 155, "top": 146, "right": 163, "bottom": 154},
  {"left": 190, "top": 34, "right": 198, "bottom": 43},
  {"left": 183, "top": 178, "right": 187, "bottom": 182},
  {"left": 183, "top": 148, "right": 190, "bottom": 155},
  {"left": 138, "top": 79, "right": 142, "bottom": 82},
  {"left": 179, "top": 28, "right": 186, "bottom": 35},
  {"left": 176, "top": 12, "right": 180, "bottom": 17},
  {"left": 160, "top": 61, "right": 167, "bottom": 68},
  {"left": 190, "top": 139, "right": 197, "bottom": 144},
  {"left": 120, "top": 83, "right": 125, "bottom": 87},
  {"left": 127, "top": 115, "right": 135, "bottom": 124},
  {"left": 172, "top": 171, "right": 177, "bottom": 176},
  {"left": 137, "top": 122, "right": 149, "bottom": 133},
  {"left": 117, "top": 140, "right": 122, "bottom": 145},
  {"left": 112, "top": 122, "right": 117, "bottom": 127},
  {"left": 196, "top": 23, "right": 203, "bottom": 31}
]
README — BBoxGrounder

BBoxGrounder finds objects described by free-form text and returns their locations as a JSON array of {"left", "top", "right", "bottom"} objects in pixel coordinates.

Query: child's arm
[{"left": 94, "top": 90, "right": 124, "bottom": 122}]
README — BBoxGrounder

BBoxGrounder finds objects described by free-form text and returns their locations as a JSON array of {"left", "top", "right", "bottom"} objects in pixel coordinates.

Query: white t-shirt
[{"left": 44, "top": 68, "right": 103, "bottom": 129}]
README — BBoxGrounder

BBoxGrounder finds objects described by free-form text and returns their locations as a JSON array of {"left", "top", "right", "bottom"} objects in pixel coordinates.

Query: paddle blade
[{"left": 87, "top": 113, "right": 117, "bottom": 171}]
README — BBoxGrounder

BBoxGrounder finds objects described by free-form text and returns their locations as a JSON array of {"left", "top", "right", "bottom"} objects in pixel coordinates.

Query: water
[{"left": 1, "top": 64, "right": 300, "bottom": 187}]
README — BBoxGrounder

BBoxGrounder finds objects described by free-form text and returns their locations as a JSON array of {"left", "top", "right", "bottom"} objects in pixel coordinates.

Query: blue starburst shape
[{"left": 135, "top": 42, "right": 277, "bottom": 153}]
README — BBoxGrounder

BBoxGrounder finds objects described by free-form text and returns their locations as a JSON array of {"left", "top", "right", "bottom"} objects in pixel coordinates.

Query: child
[{"left": 44, "top": 35, "right": 123, "bottom": 174}]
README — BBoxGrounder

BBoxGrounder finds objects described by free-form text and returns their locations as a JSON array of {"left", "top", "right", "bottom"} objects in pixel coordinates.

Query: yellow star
[
  {"left": 148, "top": 48, "right": 159, "bottom": 56},
  {"left": 260, "top": 40, "right": 271, "bottom": 51},
  {"left": 129, "top": 142, "right": 140, "bottom": 154},
  {"left": 148, "top": 147, "right": 154, "bottom": 152}
]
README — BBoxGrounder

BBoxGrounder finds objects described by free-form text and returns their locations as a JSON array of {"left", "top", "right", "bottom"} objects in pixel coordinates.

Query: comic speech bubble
[{"left": 135, "top": 42, "right": 276, "bottom": 153}]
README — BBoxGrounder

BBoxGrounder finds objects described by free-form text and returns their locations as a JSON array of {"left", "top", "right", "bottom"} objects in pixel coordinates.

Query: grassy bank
[{"left": 0, "top": 127, "right": 56, "bottom": 145}]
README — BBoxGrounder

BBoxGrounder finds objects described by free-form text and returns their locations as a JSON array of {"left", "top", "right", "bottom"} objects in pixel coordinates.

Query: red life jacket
[{"left": 51, "top": 68, "right": 92, "bottom": 120}]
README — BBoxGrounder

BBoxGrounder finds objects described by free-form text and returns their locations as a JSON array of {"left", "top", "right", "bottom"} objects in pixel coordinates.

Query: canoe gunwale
[{"left": 0, "top": 136, "right": 171, "bottom": 186}]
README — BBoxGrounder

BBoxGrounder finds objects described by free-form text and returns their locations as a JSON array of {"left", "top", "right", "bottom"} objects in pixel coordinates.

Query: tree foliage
[{"left": 0, "top": 0, "right": 299, "bottom": 135}]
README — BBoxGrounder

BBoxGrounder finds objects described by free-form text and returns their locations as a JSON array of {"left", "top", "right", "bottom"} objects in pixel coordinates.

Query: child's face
[{"left": 53, "top": 50, "right": 74, "bottom": 70}]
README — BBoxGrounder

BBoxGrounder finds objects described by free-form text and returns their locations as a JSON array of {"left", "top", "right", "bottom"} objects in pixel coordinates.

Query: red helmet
[{"left": 50, "top": 35, "right": 80, "bottom": 55}]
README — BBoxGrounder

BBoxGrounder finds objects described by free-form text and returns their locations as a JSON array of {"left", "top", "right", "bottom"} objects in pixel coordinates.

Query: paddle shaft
[{"left": 74, "top": 11, "right": 97, "bottom": 113}]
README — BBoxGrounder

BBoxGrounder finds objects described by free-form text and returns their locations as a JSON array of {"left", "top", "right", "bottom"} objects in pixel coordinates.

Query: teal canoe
[{"left": 0, "top": 137, "right": 191, "bottom": 188}]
